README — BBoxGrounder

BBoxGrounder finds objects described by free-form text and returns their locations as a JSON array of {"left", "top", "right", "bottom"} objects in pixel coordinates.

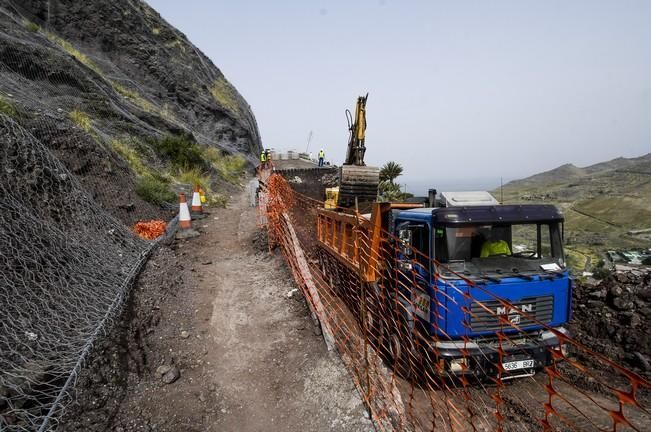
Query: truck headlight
[
  {"left": 449, "top": 358, "right": 468, "bottom": 373},
  {"left": 551, "top": 343, "right": 569, "bottom": 359},
  {"left": 560, "top": 343, "right": 569, "bottom": 357}
]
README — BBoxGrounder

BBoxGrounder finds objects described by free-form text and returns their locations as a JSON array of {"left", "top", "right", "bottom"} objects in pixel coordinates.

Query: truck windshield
[{"left": 434, "top": 222, "right": 564, "bottom": 279}]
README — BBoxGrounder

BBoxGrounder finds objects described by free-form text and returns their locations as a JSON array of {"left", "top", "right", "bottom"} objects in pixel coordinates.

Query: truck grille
[{"left": 470, "top": 296, "right": 554, "bottom": 332}]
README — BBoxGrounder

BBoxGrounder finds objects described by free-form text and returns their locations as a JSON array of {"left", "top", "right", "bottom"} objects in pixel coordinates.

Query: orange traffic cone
[
  {"left": 191, "top": 184, "right": 202, "bottom": 213},
  {"left": 179, "top": 193, "right": 192, "bottom": 229}
]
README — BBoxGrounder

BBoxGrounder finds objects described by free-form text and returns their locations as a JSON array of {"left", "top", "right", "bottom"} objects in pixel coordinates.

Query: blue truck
[{"left": 316, "top": 191, "right": 572, "bottom": 380}]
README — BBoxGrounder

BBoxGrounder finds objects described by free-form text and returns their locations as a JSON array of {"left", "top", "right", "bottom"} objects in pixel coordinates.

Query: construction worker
[
  {"left": 480, "top": 230, "right": 511, "bottom": 258},
  {"left": 318, "top": 149, "right": 325, "bottom": 167},
  {"left": 260, "top": 149, "right": 266, "bottom": 167},
  {"left": 265, "top": 149, "right": 271, "bottom": 164}
]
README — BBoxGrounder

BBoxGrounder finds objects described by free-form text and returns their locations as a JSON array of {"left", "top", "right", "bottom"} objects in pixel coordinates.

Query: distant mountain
[
  {"left": 583, "top": 154, "right": 651, "bottom": 174},
  {"left": 505, "top": 153, "right": 651, "bottom": 188}
]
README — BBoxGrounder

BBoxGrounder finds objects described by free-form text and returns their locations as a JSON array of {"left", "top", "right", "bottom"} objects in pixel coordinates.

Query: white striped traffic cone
[
  {"left": 179, "top": 193, "right": 192, "bottom": 229},
  {"left": 191, "top": 184, "right": 202, "bottom": 213}
]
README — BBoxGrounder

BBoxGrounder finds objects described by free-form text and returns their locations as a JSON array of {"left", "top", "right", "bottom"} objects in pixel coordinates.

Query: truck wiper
[
  {"left": 458, "top": 268, "right": 504, "bottom": 284},
  {"left": 488, "top": 268, "right": 534, "bottom": 282},
  {"left": 477, "top": 274, "right": 502, "bottom": 283},
  {"left": 505, "top": 270, "right": 534, "bottom": 281},
  {"left": 463, "top": 276, "right": 486, "bottom": 284},
  {"left": 537, "top": 270, "right": 566, "bottom": 281},
  {"left": 458, "top": 272, "right": 497, "bottom": 284}
]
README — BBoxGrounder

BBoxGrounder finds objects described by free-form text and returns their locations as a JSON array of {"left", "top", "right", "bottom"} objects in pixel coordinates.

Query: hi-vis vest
[
  {"left": 318, "top": 150, "right": 325, "bottom": 158},
  {"left": 260, "top": 151, "right": 266, "bottom": 162},
  {"left": 480, "top": 240, "right": 511, "bottom": 258}
]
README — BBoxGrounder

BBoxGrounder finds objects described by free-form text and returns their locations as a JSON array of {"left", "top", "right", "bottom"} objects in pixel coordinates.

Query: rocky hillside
[
  {"left": 496, "top": 153, "right": 651, "bottom": 270},
  {"left": 0, "top": 0, "right": 261, "bottom": 224},
  {"left": 571, "top": 273, "right": 651, "bottom": 378},
  {"left": 0, "top": 1, "right": 261, "bottom": 429}
]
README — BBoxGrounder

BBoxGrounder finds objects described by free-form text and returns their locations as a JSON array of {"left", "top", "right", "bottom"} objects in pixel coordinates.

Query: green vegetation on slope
[
  {"left": 135, "top": 174, "right": 176, "bottom": 205},
  {"left": 110, "top": 137, "right": 177, "bottom": 205},
  {"left": 210, "top": 77, "right": 241, "bottom": 117},
  {"left": 151, "top": 134, "right": 204, "bottom": 169},
  {"left": 175, "top": 167, "right": 210, "bottom": 190},
  {"left": 45, "top": 32, "right": 103, "bottom": 76},
  {"left": 575, "top": 195, "right": 651, "bottom": 229},
  {"left": 202, "top": 147, "right": 246, "bottom": 184},
  {"left": 110, "top": 138, "right": 150, "bottom": 177},
  {"left": 0, "top": 96, "right": 17, "bottom": 117},
  {"left": 69, "top": 109, "right": 92, "bottom": 132},
  {"left": 111, "top": 134, "right": 244, "bottom": 207},
  {"left": 24, "top": 21, "right": 39, "bottom": 32},
  {"left": 112, "top": 82, "right": 154, "bottom": 113}
]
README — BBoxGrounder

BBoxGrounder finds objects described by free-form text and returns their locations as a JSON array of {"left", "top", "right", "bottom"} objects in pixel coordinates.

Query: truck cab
[{"left": 393, "top": 192, "right": 571, "bottom": 378}]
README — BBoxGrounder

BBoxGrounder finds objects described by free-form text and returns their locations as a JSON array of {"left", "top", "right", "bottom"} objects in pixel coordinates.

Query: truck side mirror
[{"left": 398, "top": 229, "right": 413, "bottom": 257}]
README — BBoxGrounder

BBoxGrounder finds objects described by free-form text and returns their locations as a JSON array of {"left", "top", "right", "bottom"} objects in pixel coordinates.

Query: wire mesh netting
[
  {"left": 258, "top": 171, "right": 651, "bottom": 432},
  {"left": 0, "top": 113, "right": 155, "bottom": 430},
  {"left": 0, "top": 3, "right": 206, "bottom": 429}
]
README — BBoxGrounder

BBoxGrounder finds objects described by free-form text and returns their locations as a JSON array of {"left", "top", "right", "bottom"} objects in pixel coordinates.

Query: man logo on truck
[
  {"left": 496, "top": 304, "right": 533, "bottom": 316},
  {"left": 496, "top": 304, "right": 533, "bottom": 325}
]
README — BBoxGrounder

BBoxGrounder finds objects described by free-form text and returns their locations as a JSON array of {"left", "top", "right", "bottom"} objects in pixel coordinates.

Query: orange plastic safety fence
[
  {"left": 132, "top": 219, "right": 167, "bottom": 240},
  {"left": 257, "top": 172, "right": 651, "bottom": 432}
]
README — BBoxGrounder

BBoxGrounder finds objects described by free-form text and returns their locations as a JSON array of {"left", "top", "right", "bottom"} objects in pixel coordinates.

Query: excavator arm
[{"left": 344, "top": 94, "right": 368, "bottom": 166}]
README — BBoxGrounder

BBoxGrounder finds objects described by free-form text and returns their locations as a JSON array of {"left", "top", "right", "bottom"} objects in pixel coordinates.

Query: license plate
[{"left": 502, "top": 359, "right": 535, "bottom": 371}]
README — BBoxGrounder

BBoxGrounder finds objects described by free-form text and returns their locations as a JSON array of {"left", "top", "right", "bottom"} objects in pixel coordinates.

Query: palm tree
[
  {"left": 379, "top": 161, "right": 403, "bottom": 185},
  {"left": 378, "top": 180, "right": 402, "bottom": 202}
]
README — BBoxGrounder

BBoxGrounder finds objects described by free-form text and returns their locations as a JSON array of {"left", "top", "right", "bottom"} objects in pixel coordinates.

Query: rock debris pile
[{"left": 572, "top": 272, "right": 651, "bottom": 376}]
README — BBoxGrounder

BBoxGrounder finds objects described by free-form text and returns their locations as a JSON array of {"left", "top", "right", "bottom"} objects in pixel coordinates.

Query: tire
[
  {"left": 385, "top": 310, "right": 418, "bottom": 380},
  {"left": 363, "top": 283, "right": 389, "bottom": 360}
]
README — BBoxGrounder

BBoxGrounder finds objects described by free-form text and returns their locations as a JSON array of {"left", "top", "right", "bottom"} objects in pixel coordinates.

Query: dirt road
[{"left": 102, "top": 188, "right": 374, "bottom": 431}]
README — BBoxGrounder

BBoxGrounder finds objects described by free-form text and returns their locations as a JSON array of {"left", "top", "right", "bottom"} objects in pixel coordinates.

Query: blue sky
[{"left": 147, "top": 1, "right": 651, "bottom": 193}]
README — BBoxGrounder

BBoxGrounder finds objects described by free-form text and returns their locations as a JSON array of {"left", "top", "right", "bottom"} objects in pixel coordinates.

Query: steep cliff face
[
  {"left": 0, "top": 2, "right": 261, "bottom": 429},
  {"left": 4, "top": 0, "right": 261, "bottom": 157},
  {"left": 0, "top": 0, "right": 262, "bottom": 223}
]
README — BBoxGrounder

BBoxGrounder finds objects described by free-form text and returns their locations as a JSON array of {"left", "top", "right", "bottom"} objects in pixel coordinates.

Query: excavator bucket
[{"left": 338, "top": 165, "right": 380, "bottom": 209}]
